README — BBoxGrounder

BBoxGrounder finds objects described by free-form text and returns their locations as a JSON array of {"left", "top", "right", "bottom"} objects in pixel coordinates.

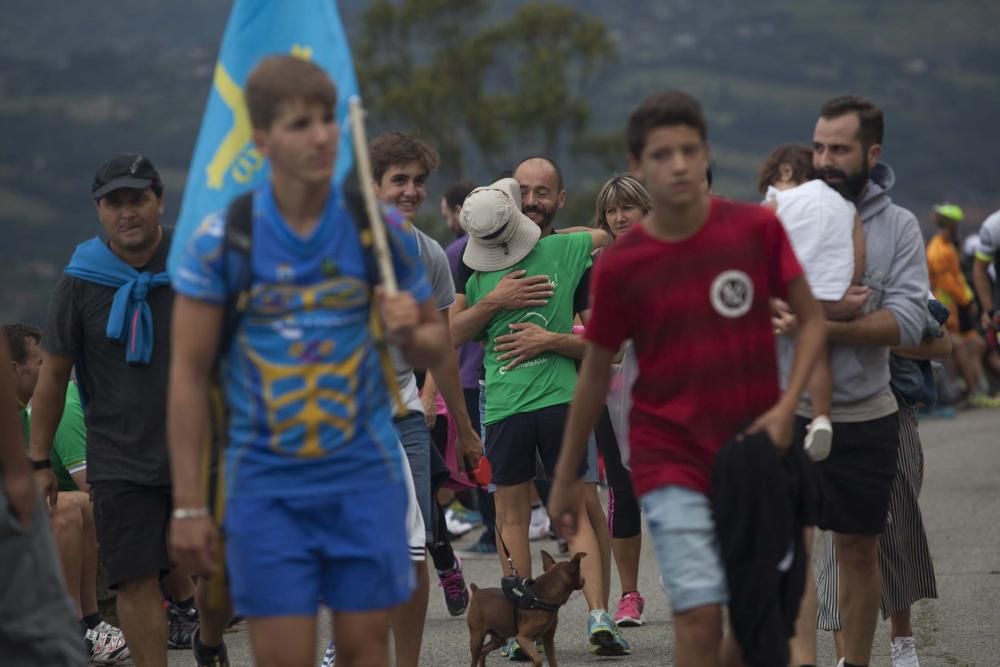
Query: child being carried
[{"left": 758, "top": 143, "right": 865, "bottom": 461}]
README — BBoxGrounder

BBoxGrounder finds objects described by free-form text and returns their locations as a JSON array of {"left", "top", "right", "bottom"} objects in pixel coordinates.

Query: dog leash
[{"left": 495, "top": 526, "right": 520, "bottom": 578}]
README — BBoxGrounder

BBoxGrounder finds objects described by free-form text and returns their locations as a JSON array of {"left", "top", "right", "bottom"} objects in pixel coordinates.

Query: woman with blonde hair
[
  {"left": 594, "top": 174, "right": 652, "bottom": 240},
  {"left": 591, "top": 174, "right": 650, "bottom": 627}
]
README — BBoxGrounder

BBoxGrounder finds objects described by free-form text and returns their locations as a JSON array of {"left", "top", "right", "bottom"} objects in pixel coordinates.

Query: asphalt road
[{"left": 166, "top": 408, "right": 999, "bottom": 666}]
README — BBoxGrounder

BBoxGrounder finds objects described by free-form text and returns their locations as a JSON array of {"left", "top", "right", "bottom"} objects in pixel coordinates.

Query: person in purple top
[
  {"left": 442, "top": 181, "right": 485, "bottom": 421},
  {"left": 442, "top": 181, "right": 499, "bottom": 557}
]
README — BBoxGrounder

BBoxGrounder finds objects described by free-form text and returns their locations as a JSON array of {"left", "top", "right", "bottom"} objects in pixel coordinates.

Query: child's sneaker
[
  {"left": 613, "top": 591, "right": 646, "bottom": 627},
  {"left": 804, "top": 415, "right": 833, "bottom": 461}
]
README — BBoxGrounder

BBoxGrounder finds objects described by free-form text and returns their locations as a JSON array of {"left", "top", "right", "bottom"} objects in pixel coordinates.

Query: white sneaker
[
  {"left": 86, "top": 626, "right": 130, "bottom": 665},
  {"left": 444, "top": 508, "right": 474, "bottom": 537},
  {"left": 804, "top": 415, "right": 833, "bottom": 462},
  {"left": 891, "top": 636, "right": 920, "bottom": 667},
  {"left": 94, "top": 620, "right": 124, "bottom": 638},
  {"left": 528, "top": 506, "right": 551, "bottom": 541}
]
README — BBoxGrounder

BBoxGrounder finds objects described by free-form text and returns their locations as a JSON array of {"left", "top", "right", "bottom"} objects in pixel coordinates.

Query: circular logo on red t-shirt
[{"left": 710, "top": 270, "right": 753, "bottom": 318}]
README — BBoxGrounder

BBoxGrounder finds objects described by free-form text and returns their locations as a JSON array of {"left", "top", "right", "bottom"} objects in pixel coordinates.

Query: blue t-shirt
[{"left": 173, "top": 182, "right": 432, "bottom": 499}]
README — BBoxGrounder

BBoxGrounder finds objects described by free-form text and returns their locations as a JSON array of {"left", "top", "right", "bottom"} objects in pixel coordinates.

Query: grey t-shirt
[
  {"left": 391, "top": 226, "right": 455, "bottom": 413},
  {"left": 42, "top": 228, "right": 174, "bottom": 487}
]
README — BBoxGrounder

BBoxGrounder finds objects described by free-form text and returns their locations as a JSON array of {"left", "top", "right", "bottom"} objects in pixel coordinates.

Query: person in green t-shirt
[
  {"left": 2, "top": 323, "right": 129, "bottom": 662},
  {"left": 49, "top": 382, "right": 88, "bottom": 492},
  {"left": 453, "top": 172, "right": 635, "bottom": 657}
]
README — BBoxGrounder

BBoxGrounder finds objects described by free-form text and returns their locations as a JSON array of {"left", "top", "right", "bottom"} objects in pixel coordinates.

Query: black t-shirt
[{"left": 42, "top": 228, "right": 175, "bottom": 487}]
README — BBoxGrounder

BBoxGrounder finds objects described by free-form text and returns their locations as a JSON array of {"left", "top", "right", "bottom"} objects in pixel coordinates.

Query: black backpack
[
  {"left": 203, "top": 186, "right": 404, "bottom": 518},
  {"left": 217, "top": 186, "right": 382, "bottom": 352}
]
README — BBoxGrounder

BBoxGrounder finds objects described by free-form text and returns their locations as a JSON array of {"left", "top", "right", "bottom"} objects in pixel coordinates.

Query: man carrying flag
[{"left": 168, "top": 53, "right": 448, "bottom": 667}]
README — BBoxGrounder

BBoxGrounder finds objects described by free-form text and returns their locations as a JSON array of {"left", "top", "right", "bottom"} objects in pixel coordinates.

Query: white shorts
[{"left": 398, "top": 440, "right": 426, "bottom": 562}]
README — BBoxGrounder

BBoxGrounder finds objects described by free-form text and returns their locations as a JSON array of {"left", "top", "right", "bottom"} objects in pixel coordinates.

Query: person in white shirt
[{"left": 758, "top": 143, "right": 865, "bottom": 461}]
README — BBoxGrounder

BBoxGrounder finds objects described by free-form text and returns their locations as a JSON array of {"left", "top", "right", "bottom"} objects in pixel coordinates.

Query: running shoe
[
  {"left": 500, "top": 637, "right": 542, "bottom": 662},
  {"left": 459, "top": 533, "right": 497, "bottom": 559},
  {"left": 438, "top": 557, "right": 470, "bottom": 616},
  {"left": 94, "top": 620, "right": 125, "bottom": 639},
  {"left": 447, "top": 499, "right": 482, "bottom": 525},
  {"left": 587, "top": 610, "right": 631, "bottom": 656},
  {"left": 85, "top": 626, "right": 130, "bottom": 665},
  {"left": 528, "top": 506, "right": 551, "bottom": 541},
  {"left": 445, "top": 508, "right": 475, "bottom": 537},
  {"left": 613, "top": 591, "right": 646, "bottom": 627},
  {"left": 917, "top": 405, "right": 956, "bottom": 419},
  {"left": 890, "top": 636, "right": 920, "bottom": 667},
  {"left": 192, "top": 628, "right": 230, "bottom": 667},
  {"left": 320, "top": 640, "right": 336, "bottom": 667},
  {"left": 166, "top": 601, "right": 199, "bottom": 650},
  {"left": 969, "top": 392, "right": 1000, "bottom": 408}
]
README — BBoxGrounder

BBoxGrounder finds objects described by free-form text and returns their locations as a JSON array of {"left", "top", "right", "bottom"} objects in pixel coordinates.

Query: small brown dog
[{"left": 466, "top": 551, "right": 586, "bottom": 667}]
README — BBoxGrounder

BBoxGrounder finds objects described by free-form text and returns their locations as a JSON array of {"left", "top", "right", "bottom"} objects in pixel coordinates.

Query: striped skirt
[{"left": 816, "top": 401, "right": 938, "bottom": 629}]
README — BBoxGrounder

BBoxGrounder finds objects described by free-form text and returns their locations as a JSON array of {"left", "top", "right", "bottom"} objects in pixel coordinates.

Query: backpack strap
[
  {"left": 341, "top": 183, "right": 407, "bottom": 417},
  {"left": 343, "top": 185, "right": 380, "bottom": 284},
  {"left": 203, "top": 191, "right": 253, "bottom": 539},
  {"left": 219, "top": 192, "right": 255, "bottom": 357}
]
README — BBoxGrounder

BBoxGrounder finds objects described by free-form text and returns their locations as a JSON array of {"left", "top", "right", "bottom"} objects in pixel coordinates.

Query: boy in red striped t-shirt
[{"left": 549, "top": 91, "right": 827, "bottom": 666}]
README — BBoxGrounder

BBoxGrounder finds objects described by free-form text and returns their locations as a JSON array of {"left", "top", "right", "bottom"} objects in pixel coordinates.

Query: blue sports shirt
[{"left": 173, "top": 181, "right": 431, "bottom": 499}]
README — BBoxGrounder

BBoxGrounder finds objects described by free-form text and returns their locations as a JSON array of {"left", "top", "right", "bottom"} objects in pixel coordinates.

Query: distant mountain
[{"left": 2, "top": 0, "right": 998, "bottom": 324}]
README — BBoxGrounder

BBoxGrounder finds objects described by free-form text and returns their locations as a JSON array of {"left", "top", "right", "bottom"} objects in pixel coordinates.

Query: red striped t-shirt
[{"left": 586, "top": 197, "right": 803, "bottom": 497}]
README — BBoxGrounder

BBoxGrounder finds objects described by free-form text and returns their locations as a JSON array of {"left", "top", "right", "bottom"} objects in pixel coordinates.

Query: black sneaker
[
  {"left": 438, "top": 557, "right": 470, "bottom": 616},
  {"left": 166, "top": 601, "right": 199, "bottom": 650},
  {"left": 192, "top": 628, "right": 230, "bottom": 667}
]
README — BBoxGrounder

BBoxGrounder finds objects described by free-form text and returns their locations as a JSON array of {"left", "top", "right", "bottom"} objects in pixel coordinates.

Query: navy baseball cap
[{"left": 92, "top": 153, "right": 162, "bottom": 200}]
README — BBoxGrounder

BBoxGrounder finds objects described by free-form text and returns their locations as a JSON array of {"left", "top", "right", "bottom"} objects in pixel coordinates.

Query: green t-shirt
[
  {"left": 21, "top": 382, "right": 87, "bottom": 492},
  {"left": 466, "top": 232, "right": 593, "bottom": 424}
]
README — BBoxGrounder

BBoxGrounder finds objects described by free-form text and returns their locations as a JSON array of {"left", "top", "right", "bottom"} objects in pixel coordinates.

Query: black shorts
[
  {"left": 794, "top": 413, "right": 899, "bottom": 535},
  {"left": 91, "top": 481, "right": 172, "bottom": 588},
  {"left": 484, "top": 404, "right": 586, "bottom": 486}
]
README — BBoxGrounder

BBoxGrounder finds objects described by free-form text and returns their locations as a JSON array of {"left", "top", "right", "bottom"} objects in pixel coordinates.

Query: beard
[
  {"left": 816, "top": 161, "right": 870, "bottom": 202},
  {"left": 522, "top": 203, "right": 556, "bottom": 231}
]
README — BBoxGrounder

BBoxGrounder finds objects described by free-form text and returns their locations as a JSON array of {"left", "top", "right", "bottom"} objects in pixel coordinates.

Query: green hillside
[{"left": 1, "top": 0, "right": 998, "bottom": 325}]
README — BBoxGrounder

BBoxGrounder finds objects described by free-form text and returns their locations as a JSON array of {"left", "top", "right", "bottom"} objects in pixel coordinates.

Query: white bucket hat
[{"left": 461, "top": 178, "right": 541, "bottom": 272}]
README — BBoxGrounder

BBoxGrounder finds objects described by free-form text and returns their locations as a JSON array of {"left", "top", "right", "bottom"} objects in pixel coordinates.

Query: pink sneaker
[{"left": 613, "top": 591, "right": 645, "bottom": 627}]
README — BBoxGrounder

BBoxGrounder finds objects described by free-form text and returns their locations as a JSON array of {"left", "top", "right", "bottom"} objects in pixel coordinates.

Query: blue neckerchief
[{"left": 65, "top": 236, "right": 170, "bottom": 365}]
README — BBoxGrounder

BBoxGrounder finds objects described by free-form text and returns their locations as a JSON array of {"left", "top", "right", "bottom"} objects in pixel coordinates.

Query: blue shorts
[
  {"left": 225, "top": 483, "right": 414, "bottom": 617},
  {"left": 640, "top": 485, "right": 728, "bottom": 613}
]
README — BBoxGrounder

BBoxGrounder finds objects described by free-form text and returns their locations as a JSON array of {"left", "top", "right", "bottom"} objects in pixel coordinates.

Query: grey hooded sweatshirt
[{"left": 782, "top": 163, "right": 929, "bottom": 420}]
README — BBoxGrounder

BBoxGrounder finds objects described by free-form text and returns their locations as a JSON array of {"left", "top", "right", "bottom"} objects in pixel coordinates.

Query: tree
[{"left": 356, "top": 0, "right": 615, "bottom": 182}]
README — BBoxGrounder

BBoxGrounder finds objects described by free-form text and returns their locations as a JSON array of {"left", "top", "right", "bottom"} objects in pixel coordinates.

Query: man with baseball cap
[
  {"left": 28, "top": 153, "right": 193, "bottom": 667},
  {"left": 455, "top": 178, "right": 631, "bottom": 656}
]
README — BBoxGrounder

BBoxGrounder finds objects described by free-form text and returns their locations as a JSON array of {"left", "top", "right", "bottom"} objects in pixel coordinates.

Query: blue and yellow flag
[{"left": 168, "top": 0, "right": 359, "bottom": 273}]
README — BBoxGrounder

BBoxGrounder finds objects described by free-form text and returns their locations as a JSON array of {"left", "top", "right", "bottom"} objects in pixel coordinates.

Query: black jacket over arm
[{"left": 711, "top": 431, "right": 814, "bottom": 667}]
